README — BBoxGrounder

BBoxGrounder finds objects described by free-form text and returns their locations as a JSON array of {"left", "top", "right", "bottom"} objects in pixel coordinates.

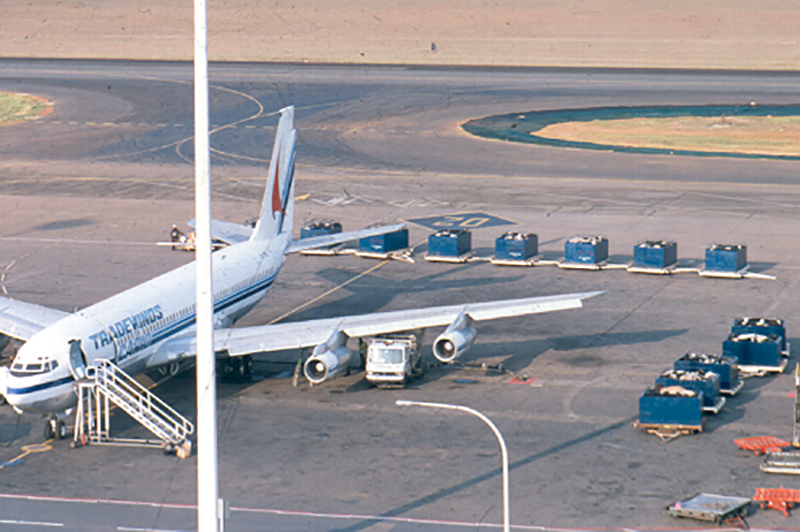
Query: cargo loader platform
[
  {"left": 761, "top": 452, "right": 800, "bottom": 475},
  {"left": 703, "top": 395, "right": 726, "bottom": 414},
  {"left": 723, "top": 379, "right": 746, "bottom": 396},
  {"left": 424, "top": 252, "right": 473, "bottom": 263},
  {"left": 664, "top": 493, "right": 751, "bottom": 527},
  {"left": 633, "top": 420, "right": 705, "bottom": 442},
  {"left": 738, "top": 356, "right": 789, "bottom": 376}
]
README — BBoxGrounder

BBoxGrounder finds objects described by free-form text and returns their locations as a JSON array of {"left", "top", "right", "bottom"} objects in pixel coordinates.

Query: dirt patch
[
  {"left": 536, "top": 115, "right": 800, "bottom": 156},
  {"left": 0, "top": 1, "right": 798, "bottom": 69},
  {"left": 0, "top": 92, "right": 53, "bottom": 127}
]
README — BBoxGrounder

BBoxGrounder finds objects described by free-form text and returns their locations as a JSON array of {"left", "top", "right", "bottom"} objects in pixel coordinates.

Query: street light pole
[
  {"left": 396, "top": 399, "right": 510, "bottom": 532},
  {"left": 194, "top": 0, "right": 219, "bottom": 530}
]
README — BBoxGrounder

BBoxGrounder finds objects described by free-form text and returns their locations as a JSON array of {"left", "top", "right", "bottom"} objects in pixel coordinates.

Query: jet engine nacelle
[
  {"left": 304, "top": 330, "right": 353, "bottom": 384},
  {"left": 433, "top": 313, "right": 477, "bottom": 363}
]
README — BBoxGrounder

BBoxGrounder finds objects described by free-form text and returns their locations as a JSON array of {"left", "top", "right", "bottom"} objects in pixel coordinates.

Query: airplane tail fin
[{"left": 250, "top": 106, "right": 296, "bottom": 242}]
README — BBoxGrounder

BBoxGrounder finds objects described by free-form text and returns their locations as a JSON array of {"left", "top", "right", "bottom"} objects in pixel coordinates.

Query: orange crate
[
  {"left": 734, "top": 436, "right": 789, "bottom": 455},
  {"left": 753, "top": 487, "right": 800, "bottom": 517}
]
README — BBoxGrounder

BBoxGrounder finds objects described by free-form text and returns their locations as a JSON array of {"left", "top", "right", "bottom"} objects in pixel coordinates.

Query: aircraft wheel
[
  {"left": 44, "top": 420, "right": 55, "bottom": 440},
  {"left": 242, "top": 355, "right": 253, "bottom": 382},
  {"left": 233, "top": 355, "right": 253, "bottom": 382},
  {"left": 57, "top": 420, "right": 67, "bottom": 440}
]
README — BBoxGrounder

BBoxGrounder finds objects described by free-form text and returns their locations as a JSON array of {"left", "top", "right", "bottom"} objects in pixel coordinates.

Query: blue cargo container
[
  {"left": 564, "top": 235, "right": 609, "bottom": 264},
  {"left": 639, "top": 384, "right": 704, "bottom": 426},
  {"left": 359, "top": 228, "right": 409, "bottom": 253},
  {"left": 731, "top": 317, "right": 786, "bottom": 352},
  {"left": 494, "top": 232, "right": 537, "bottom": 261},
  {"left": 722, "top": 333, "right": 783, "bottom": 367},
  {"left": 655, "top": 370, "right": 721, "bottom": 410},
  {"left": 301, "top": 220, "right": 342, "bottom": 239},
  {"left": 674, "top": 353, "right": 741, "bottom": 395},
  {"left": 633, "top": 240, "right": 678, "bottom": 269},
  {"left": 428, "top": 229, "right": 471, "bottom": 257},
  {"left": 705, "top": 243, "right": 747, "bottom": 272}
]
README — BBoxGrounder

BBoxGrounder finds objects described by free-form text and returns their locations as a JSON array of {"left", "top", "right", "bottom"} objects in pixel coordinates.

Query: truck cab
[{"left": 365, "top": 332, "right": 424, "bottom": 388}]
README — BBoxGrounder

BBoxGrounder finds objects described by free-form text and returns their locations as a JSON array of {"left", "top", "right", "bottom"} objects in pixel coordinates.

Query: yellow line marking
[
  {"left": 268, "top": 235, "right": 428, "bottom": 325},
  {"left": 0, "top": 440, "right": 53, "bottom": 471},
  {"left": 267, "top": 259, "right": 391, "bottom": 325}
]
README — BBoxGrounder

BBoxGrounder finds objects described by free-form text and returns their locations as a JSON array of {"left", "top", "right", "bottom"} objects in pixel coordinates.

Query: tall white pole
[
  {"left": 194, "top": 0, "right": 219, "bottom": 530},
  {"left": 396, "top": 400, "right": 510, "bottom": 532}
]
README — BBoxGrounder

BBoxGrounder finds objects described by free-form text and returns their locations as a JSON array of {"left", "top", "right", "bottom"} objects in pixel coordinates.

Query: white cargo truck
[{"left": 364, "top": 332, "right": 424, "bottom": 388}]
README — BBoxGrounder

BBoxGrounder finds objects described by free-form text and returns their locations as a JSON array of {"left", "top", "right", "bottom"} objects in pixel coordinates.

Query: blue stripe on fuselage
[
  {"left": 6, "top": 375, "right": 75, "bottom": 396},
  {"left": 140, "top": 271, "right": 276, "bottom": 350},
  {"left": 9, "top": 272, "right": 277, "bottom": 397}
]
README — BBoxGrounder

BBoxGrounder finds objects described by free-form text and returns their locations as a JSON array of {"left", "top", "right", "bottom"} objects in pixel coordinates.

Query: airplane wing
[
  {"left": 150, "top": 291, "right": 602, "bottom": 364},
  {"left": 285, "top": 222, "right": 407, "bottom": 254},
  {"left": 0, "top": 296, "right": 69, "bottom": 341}
]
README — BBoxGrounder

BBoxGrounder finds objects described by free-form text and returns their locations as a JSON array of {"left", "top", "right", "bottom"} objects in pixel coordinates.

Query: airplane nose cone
[
  {"left": 0, "top": 366, "right": 8, "bottom": 395},
  {"left": 0, "top": 366, "right": 11, "bottom": 407}
]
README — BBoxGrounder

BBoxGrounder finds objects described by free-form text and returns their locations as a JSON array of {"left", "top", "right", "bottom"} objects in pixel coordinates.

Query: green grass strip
[{"left": 0, "top": 91, "right": 52, "bottom": 126}]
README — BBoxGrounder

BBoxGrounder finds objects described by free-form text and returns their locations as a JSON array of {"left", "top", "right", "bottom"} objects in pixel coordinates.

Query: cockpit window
[{"left": 9, "top": 359, "right": 57, "bottom": 377}]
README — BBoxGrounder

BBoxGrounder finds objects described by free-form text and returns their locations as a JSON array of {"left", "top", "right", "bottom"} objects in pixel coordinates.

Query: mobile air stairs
[{"left": 73, "top": 359, "right": 194, "bottom": 458}]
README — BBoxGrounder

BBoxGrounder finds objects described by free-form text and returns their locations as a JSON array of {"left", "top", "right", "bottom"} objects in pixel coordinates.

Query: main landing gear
[
  {"left": 44, "top": 416, "right": 68, "bottom": 440},
  {"left": 218, "top": 355, "right": 253, "bottom": 383}
]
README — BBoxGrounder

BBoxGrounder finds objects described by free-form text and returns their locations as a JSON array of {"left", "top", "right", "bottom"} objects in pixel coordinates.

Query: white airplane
[{"left": 0, "top": 106, "right": 601, "bottom": 439}]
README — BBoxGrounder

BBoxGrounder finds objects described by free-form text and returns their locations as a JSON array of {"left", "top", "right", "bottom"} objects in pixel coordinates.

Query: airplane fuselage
[{"left": 4, "top": 233, "right": 289, "bottom": 414}]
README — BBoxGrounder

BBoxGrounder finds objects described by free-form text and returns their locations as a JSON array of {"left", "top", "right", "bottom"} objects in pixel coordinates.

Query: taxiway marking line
[
  {"left": 0, "top": 518, "right": 63, "bottom": 527},
  {"left": 117, "top": 526, "right": 186, "bottom": 532},
  {"left": 0, "top": 492, "right": 741, "bottom": 531},
  {"left": 0, "top": 237, "right": 166, "bottom": 247}
]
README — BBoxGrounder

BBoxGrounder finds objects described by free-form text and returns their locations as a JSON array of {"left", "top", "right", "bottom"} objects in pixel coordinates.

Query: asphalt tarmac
[{"left": 1, "top": 60, "right": 800, "bottom": 531}]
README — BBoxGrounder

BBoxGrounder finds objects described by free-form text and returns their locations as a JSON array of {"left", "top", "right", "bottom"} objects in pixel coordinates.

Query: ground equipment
[{"left": 364, "top": 332, "right": 424, "bottom": 388}]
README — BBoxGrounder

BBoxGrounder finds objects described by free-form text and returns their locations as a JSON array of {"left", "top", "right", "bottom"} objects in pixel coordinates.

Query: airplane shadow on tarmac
[
  {"left": 339, "top": 328, "right": 689, "bottom": 391},
  {"left": 286, "top": 264, "right": 523, "bottom": 323},
  {"left": 0, "top": 415, "right": 32, "bottom": 445},
  {"left": 473, "top": 328, "right": 689, "bottom": 374}
]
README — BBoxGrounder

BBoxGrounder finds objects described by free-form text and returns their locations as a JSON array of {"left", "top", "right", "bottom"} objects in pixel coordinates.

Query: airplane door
[{"left": 68, "top": 339, "right": 88, "bottom": 380}]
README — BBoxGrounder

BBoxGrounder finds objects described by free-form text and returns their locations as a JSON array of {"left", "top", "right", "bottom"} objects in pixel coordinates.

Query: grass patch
[
  {"left": 0, "top": 91, "right": 52, "bottom": 126},
  {"left": 536, "top": 115, "right": 800, "bottom": 156}
]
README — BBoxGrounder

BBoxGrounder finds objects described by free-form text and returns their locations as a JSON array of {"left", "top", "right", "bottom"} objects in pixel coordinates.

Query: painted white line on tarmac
[
  {"left": 0, "top": 493, "right": 726, "bottom": 531},
  {"left": 0, "top": 518, "right": 64, "bottom": 527},
  {"left": 117, "top": 526, "right": 188, "bottom": 532}
]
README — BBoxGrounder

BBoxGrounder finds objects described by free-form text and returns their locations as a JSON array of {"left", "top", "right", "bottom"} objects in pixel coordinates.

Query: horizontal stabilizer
[
  {"left": 188, "top": 218, "right": 253, "bottom": 245},
  {"left": 0, "top": 297, "right": 68, "bottom": 341},
  {"left": 286, "top": 222, "right": 407, "bottom": 254}
]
